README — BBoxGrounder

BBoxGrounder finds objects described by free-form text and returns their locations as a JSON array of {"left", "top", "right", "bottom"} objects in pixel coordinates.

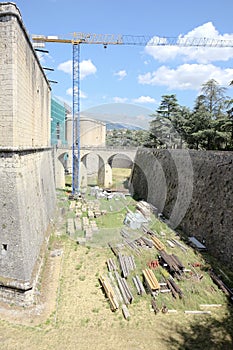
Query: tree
[
  {"left": 200, "top": 79, "right": 227, "bottom": 119},
  {"left": 183, "top": 80, "right": 230, "bottom": 150},
  {"left": 184, "top": 95, "right": 212, "bottom": 149},
  {"left": 172, "top": 106, "right": 191, "bottom": 148},
  {"left": 148, "top": 94, "right": 182, "bottom": 148}
]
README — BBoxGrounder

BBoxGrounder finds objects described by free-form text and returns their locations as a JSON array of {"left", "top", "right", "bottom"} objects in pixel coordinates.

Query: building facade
[{"left": 51, "top": 97, "right": 71, "bottom": 146}]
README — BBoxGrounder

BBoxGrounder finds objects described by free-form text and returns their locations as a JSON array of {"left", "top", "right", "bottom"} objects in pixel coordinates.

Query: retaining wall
[
  {"left": 130, "top": 149, "right": 233, "bottom": 267},
  {"left": 0, "top": 149, "right": 56, "bottom": 288}
]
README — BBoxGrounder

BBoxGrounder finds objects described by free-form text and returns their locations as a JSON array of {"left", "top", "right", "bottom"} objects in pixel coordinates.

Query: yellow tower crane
[{"left": 32, "top": 32, "right": 233, "bottom": 194}]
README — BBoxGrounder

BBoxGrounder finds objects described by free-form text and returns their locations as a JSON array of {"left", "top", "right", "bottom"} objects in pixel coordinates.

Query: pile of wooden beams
[
  {"left": 108, "top": 242, "right": 121, "bottom": 256},
  {"left": 132, "top": 275, "right": 146, "bottom": 295},
  {"left": 136, "top": 200, "right": 152, "bottom": 219},
  {"left": 122, "top": 304, "right": 130, "bottom": 319},
  {"left": 170, "top": 238, "right": 188, "bottom": 252},
  {"left": 151, "top": 298, "right": 160, "bottom": 314},
  {"left": 124, "top": 238, "right": 141, "bottom": 255},
  {"left": 150, "top": 235, "right": 165, "bottom": 251},
  {"left": 166, "top": 277, "right": 183, "bottom": 299},
  {"left": 159, "top": 250, "right": 185, "bottom": 276},
  {"left": 142, "top": 268, "right": 160, "bottom": 295},
  {"left": 99, "top": 275, "right": 119, "bottom": 311},
  {"left": 143, "top": 227, "right": 165, "bottom": 250},
  {"left": 209, "top": 270, "right": 233, "bottom": 301},
  {"left": 106, "top": 258, "right": 118, "bottom": 272},
  {"left": 115, "top": 271, "right": 134, "bottom": 305},
  {"left": 137, "top": 236, "right": 154, "bottom": 248},
  {"left": 118, "top": 253, "right": 136, "bottom": 278}
]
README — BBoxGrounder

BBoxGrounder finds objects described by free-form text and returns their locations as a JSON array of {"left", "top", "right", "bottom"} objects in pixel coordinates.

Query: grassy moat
[{"left": 0, "top": 169, "right": 232, "bottom": 350}]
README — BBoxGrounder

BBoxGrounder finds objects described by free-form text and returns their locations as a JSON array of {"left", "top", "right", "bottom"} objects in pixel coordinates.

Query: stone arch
[
  {"left": 108, "top": 153, "right": 134, "bottom": 169},
  {"left": 58, "top": 152, "right": 69, "bottom": 173},
  {"left": 81, "top": 152, "right": 109, "bottom": 186},
  {"left": 107, "top": 153, "right": 134, "bottom": 190}
]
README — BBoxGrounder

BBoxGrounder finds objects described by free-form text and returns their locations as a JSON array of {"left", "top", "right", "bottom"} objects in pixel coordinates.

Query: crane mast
[{"left": 32, "top": 32, "right": 233, "bottom": 194}]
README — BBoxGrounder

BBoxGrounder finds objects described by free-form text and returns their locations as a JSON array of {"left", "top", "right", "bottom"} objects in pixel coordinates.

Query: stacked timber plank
[
  {"left": 108, "top": 242, "right": 121, "bottom": 256},
  {"left": 124, "top": 238, "right": 141, "bottom": 255},
  {"left": 142, "top": 268, "right": 160, "bottom": 295},
  {"left": 159, "top": 250, "right": 185, "bottom": 276},
  {"left": 115, "top": 271, "right": 134, "bottom": 305},
  {"left": 136, "top": 200, "right": 152, "bottom": 219},
  {"left": 99, "top": 275, "right": 119, "bottom": 311},
  {"left": 166, "top": 240, "right": 175, "bottom": 248},
  {"left": 166, "top": 277, "right": 183, "bottom": 299},
  {"left": 150, "top": 235, "right": 165, "bottom": 251},
  {"left": 122, "top": 304, "right": 130, "bottom": 320},
  {"left": 151, "top": 298, "right": 160, "bottom": 314},
  {"left": 209, "top": 271, "right": 233, "bottom": 301},
  {"left": 106, "top": 258, "right": 118, "bottom": 272},
  {"left": 170, "top": 238, "right": 188, "bottom": 252},
  {"left": 132, "top": 275, "right": 146, "bottom": 295},
  {"left": 108, "top": 272, "right": 123, "bottom": 304},
  {"left": 137, "top": 236, "right": 154, "bottom": 248},
  {"left": 143, "top": 227, "right": 165, "bottom": 250},
  {"left": 118, "top": 253, "right": 136, "bottom": 278}
]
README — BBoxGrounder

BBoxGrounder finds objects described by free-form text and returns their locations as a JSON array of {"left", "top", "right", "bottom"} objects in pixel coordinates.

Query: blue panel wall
[{"left": 51, "top": 97, "right": 67, "bottom": 145}]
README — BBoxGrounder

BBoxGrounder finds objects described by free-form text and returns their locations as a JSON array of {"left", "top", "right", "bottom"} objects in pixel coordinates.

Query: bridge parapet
[{"left": 55, "top": 146, "right": 136, "bottom": 189}]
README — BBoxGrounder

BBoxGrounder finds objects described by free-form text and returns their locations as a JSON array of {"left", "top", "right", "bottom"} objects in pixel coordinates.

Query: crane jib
[{"left": 31, "top": 32, "right": 233, "bottom": 194}]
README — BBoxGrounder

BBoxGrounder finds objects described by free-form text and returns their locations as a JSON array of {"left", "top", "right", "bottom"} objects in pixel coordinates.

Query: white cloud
[
  {"left": 114, "top": 70, "right": 127, "bottom": 80},
  {"left": 80, "top": 59, "right": 97, "bottom": 79},
  {"left": 58, "top": 59, "right": 97, "bottom": 79},
  {"left": 138, "top": 64, "right": 233, "bottom": 90},
  {"left": 58, "top": 60, "right": 72, "bottom": 74},
  {"left": 145, "top": 22, "right": 233, "bottom": 63},
  {"left": 113, "top": 97, "right": 128, "bottom": 103},
  {"left": 66, "top": 87, "right": 87, "bottom": 99},
  {"left": 133, "top": 96, "right": 156, "bottom": 104}
]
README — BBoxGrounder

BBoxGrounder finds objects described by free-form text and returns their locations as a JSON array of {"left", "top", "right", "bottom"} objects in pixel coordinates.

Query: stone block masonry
[
  {"left": 0, "top": 2, "right": 51, "bottom": 148},
  {"left": 0, "top": 149, "right": 56, "bottom": 286},
  {"left": 0, "top": 3, "right": 56, "bottom": 304},
  {"left": 130, "top": 149, "right": 233, "bottom": 268}
]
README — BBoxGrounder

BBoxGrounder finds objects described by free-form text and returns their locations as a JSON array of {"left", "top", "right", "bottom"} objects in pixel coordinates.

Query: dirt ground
[{"left": 0, "top": 195, "right": 232, "bottom": 350}]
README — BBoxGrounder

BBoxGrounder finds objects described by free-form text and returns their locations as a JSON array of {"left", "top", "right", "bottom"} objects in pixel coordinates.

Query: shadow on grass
[{"left": 165, "top": 305, "right": 233, "bottom": 349}]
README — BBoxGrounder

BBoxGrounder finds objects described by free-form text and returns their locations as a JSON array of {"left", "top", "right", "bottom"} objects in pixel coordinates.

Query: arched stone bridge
[{"left": 54, "top": 146, "right": 137, "bottom": 189}]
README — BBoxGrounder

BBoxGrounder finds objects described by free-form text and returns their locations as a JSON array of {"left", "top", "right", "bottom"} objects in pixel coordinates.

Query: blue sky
[{"left": 15, "top": 0, "right": 233, "bottom": 128}]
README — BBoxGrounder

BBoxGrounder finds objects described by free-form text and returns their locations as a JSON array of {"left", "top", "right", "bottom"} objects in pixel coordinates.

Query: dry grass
[
  {"left": 0, "top": 235, "right": 232, "bottom": 350},
  {"left": 0, "top": 189, "right": 233, "bottom": 350}
]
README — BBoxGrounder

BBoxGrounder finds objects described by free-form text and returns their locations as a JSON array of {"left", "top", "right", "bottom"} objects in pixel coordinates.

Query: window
[{"left": 56, "top": 122, "right": 60, "bottom": 140}]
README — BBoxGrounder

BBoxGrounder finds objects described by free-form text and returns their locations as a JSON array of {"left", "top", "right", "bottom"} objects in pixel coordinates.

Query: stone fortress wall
[
  {"left": 0, "top": 3, "right": 51, "bottom": 148},
  {"left": 0, "top": 3, "right": 56, "bottom": 303},
  {"left": 130, "top": 149, "right": 233, "bottom": 268}
]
